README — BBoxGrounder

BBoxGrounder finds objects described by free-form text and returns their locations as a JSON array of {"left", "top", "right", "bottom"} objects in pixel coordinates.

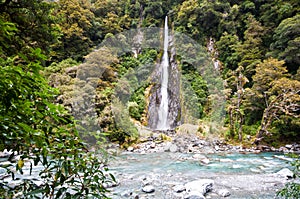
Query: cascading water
[
  {"left": 157, "top": 16, "right": 170, "bottom": 130},
  {"left": 147, "top": 16, "right": 181, "bottom": 130}
]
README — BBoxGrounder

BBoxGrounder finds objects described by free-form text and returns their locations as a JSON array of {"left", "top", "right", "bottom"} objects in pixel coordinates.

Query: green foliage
[
  {"left": 0, "top": 18, "right": 17, "bottom": 56},
  {"left": 270, "top": 14, "right": 300, "bottom": 72},
  {"left": 181, "top": 62, "right": 209, "bottom": 120},
  {"left": 0, "top": 0, "right": 60, "bottom": 59},
  {"left": 273, "top": 116, "right": 300, "bottom": 142},
  {"left": 235, "top": 15, "right": 265, "bottom": 80},
  {"left": 53, "top": 0, "right": 95, "bottom": 61},
  {"left": 216, "top": 32, "right": 240, "bottom": 71},
  {"left": 243, "top": 123, "right": 260, "bottom": 136},
  {"left": 44, "top": 58, "right": 79, "bottom": 75},
  {"left": 248, "top": 58, "right": 300, "bottom": 143},
  {"left": 278, "top": 183, "right": 300, "bottom": 199},
  {"left": 129, "top": 85, "right": 148, "bottom": 121},
  {"left": 0, "top": 51, "right": 112, "bottom": 198},
  {"left": 109, "top": 99, "right": 138, "bottom": 145}
]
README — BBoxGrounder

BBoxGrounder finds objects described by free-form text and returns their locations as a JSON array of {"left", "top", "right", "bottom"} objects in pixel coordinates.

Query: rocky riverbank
[
  {"left": 107, "top": 151, "right": 297, "bottom": 199},
  {"left": 105, "top": 125, "right": 299, "bottom": 199},
  {"left": 116, "top": 124, "right": 300, "bottom": 155},
  {"left": 0, "top": 124, "right": 299, "bottom": 199}
]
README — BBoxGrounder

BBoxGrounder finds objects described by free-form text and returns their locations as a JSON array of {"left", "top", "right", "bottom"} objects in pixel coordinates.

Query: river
[{"left": 108, "top": 151, "right": 292, "bottom": 198}]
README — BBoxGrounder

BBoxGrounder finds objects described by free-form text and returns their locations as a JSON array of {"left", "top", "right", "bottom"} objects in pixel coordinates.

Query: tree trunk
[
  {"left": 254, "top": 106, "right": 276, "bottom": 145},
  {"left": 238, "top": 113, "right": 243, "bottom": 141}
]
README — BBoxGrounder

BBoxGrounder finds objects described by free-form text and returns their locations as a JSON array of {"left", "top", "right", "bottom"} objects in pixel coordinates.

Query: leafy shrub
[{"left": 0, "top": 50, "right": 113, "bottom": 198}]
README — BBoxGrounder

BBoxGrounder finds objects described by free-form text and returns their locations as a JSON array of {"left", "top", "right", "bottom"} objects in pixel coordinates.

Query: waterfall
[
  {"left": 157, "top": 16, "right": 170, "bottom": 130},
  {"left": 147, "top": 16, "right": 181, "bottom": 130}
]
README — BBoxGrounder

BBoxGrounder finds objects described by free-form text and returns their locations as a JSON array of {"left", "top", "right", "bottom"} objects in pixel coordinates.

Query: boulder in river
[
  {"left": 127, "top": 146, "right": 134, "bottom": 152},
  {"left": 184, "top": 191, "right": 206, "bottom": 199},
  {"left": 142, "top": 185, "right": 155, "bottom": 193},
  {"left": 169, "top": 144, "right": 178, "bottom": 153},
  {"left": 185, "top": 179, "right": 214, "bottom": 195},
  {"left": 200, "top": 158, "right": 210, "bottom": 164},
  {"left": 173, "top": 184, "right": 186, "bottom": 193},
  {"left": 218, "top": 189, "right": 231, "bottom": 197},
  {"left": 276, "top": 168, "right": 294, "bottom": 179}
]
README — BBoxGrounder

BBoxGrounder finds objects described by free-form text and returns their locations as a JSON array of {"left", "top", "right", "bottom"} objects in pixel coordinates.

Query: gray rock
[
  {"left": 218, "top": 189, "right": 231, "bottom": 197},
  {"left": 170, "top": 144, "right": 178, "bottom": 153},
  {"left": 173, "top": 184, "right": 186, "bottom": 193},
  {"left": 184, "top": 191, "right": 206, "bottom": 199},
  {"left": 150, "top": 142, "right": 156, "bottom": 148},
  {"left": 285, "top": 144, "right": 293, "bottom": 149},
  {"left": 0, "top": 149, "right": 13, "bottom": 158},
  {"left": 127, "top": 146, "right": 134, "bottom": 152},
  {"left": 214, "top": 145, "right": 220, "bottom": 151},
  {"left": 142, "top": 185, "right": 155, "bottom": 193},
  {"left": 185, "top": 179, "right": 214, "bottom": 195},
  {"left": 192, "top": 154, "right": 207, "bottom": 160},
  {"left": 103, "top": 179, "right": 120, "bottom": 188},
  {"left": 121, "top": 190, "right": 134, "bottom": 197},
  {"left": 276, "top": 168, "right": 294, "bottom": 179},
  {"left": 200, "top": 158, "right": 210, "bottom": 164},
  {"left": 164, "top": 142, "right": 172, "bottom": 151},
  {"left": 132, "top": 193, "right": 139, "bottom": 199},
  {"left": 0, "top": 167, "right": 6, "bottom": 175}
]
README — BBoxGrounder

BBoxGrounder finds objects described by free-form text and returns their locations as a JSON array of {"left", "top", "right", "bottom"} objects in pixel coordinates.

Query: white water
[{"left": 157, "top": 16, "right": 170, "bottom": 130}]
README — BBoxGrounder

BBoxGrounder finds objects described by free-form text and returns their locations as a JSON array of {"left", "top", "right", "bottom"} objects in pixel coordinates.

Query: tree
[
  {"left": 0, "top": 49, "right": 113, "bottom": 198},
  {"left": 270, "top": 14, "right": 300, "bottom": 73},
  {"left": 236, "top": 15, "right": 265, "bottom": 81},
  {"left": 227, "top": 66, "right": 248, "bottom": 141},
  {"left": 0, "top": 11, "right": 113, "bottom": 196},
  {"left": 216, "top": 32, "right": 240, "bottom": 71},
  {"left": 249, "top": 58, "right": 300, "bottom": 144},
  {"left": 93, "top": 0, "right": 131, "bottom": 36},
  {"left": 176, "top": 0, "right": 231, "bottom": 42},
  {"left": 0, "top": 18, "right": 17, "bottom": 56},
  {"left": 0, "top": 0, "right": 59, "bottom": 59},
  {"left": 53, "top": 0, "right": 95, "bottom": 61}
]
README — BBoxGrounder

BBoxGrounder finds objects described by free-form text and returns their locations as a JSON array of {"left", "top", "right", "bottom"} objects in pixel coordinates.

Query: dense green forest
[{"left": 0, "top": 0, "right": 299, "bottom": 198}]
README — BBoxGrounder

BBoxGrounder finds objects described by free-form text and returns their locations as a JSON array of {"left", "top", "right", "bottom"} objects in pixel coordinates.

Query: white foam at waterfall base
[{"left": 157, "top": 16, "right": 170, "bottom": 130}]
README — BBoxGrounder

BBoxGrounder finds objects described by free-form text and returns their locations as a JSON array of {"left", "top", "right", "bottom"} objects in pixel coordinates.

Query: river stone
[
  {"left": 185, "top": 179, "right": 214, "bottom": 195},
  {"left": 169, "top": 144, "right": 178, "bottom": 153},
  {"left": 103, "top": 179, "right": 120, "bottom": 188},
  {"left": 184, "top": 191, "right": 206, "bottom": 199},
  {"left": 285, "top": 144, "right": 293, "bottom": 149},
  {"left": 215, "top": 145, "right": 220, "bottom": 151},
  {"left": 0, "top": 149, "right": 14, "bottom": 158},
  {"left": 200, "top": 158, "right": 210, "bottom": 164},
  {"left": 142, "top": 185, "right": 155, "bottom": 193},
  {"left": 163, "top": 142, "right": 172, "bottom": 151},
  {"left": 276, "top": 168, "right": 294, "bottom": 179},
  {"left": 218, "top": 189, "right": 231, "bottom": 197},
  {"left": 121, "top": 190, "right": 135, "bottom": 197},
  {"left": 220, "top": 158, "right": 233, "bottom": 162},
  {"left": 150, "top": 142, "right": 156, "bottom": 148},
  {"left": 0, "top": 167, "right": 6, "bottom": 175},
  {"left": 127, "top": 146, "right": 134, "bottom": 152},
  {"left": 192, "top": 154, "right": 207, "bottom": 160},
  {"left": 173, "top": 184, "right": 186, "bottom": 193}
]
